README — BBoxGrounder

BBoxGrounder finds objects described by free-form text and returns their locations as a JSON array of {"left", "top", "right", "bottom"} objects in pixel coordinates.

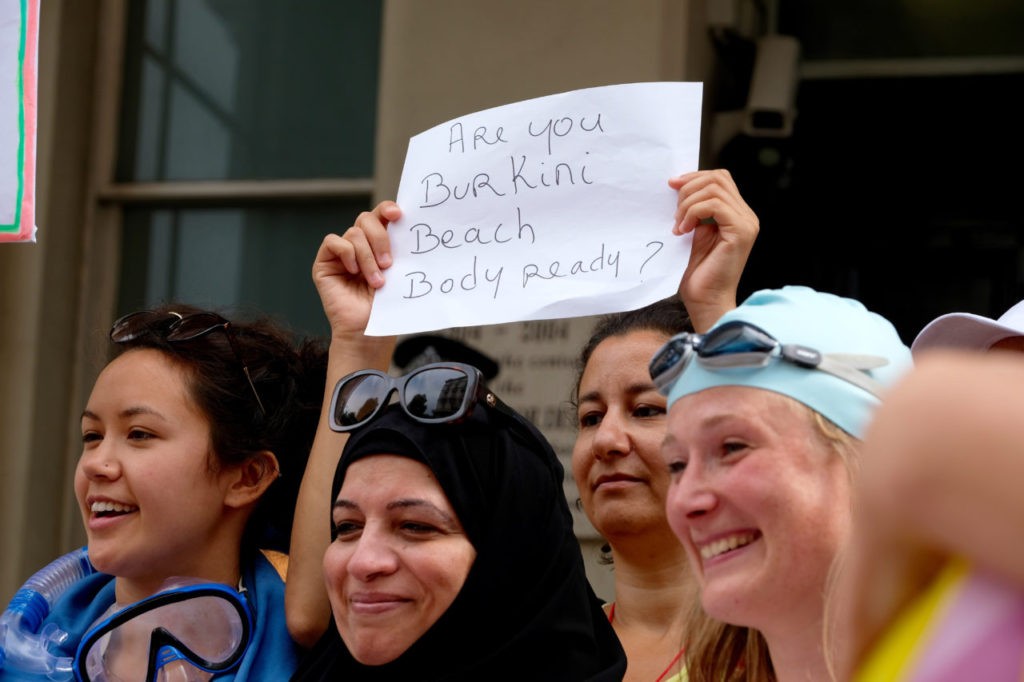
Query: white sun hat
[{"left": 911, "top": 299, "right": 1024, "bottom": 354}]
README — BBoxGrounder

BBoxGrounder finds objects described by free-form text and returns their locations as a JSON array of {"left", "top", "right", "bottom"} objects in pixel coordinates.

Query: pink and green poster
[{"left": 0, "top": 0, "right": 39, "bottom": 243}]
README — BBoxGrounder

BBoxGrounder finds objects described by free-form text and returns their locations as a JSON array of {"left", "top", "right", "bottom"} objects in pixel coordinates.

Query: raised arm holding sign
[
  {"left": 286, "top": 83, "right": 760, "bottom": 652},
  {"left": 288, "top": 154, "right": 760, "bottom": 650}
]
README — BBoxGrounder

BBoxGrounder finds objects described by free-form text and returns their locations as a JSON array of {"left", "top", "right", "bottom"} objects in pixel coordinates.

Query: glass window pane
[
  {"left": 117, "top": 1, "right": 382, "bottom": 181},
  {"left": 117, "top": 202, "right": 369, "bottom": 337}
]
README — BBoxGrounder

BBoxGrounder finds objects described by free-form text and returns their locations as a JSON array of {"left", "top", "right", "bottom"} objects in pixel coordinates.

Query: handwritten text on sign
[{"left": 366, "top": 82, "right": 703, "bottom": 336}]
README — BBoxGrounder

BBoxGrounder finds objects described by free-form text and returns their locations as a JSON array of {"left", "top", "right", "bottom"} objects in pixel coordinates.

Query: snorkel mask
[{"left": 73, "top": 578, "right": 253, "bottom": 682}]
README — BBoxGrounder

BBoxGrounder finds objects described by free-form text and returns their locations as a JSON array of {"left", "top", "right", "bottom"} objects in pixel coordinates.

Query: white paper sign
[{"left": 366, "top": 82, "right": 703, "bottom": 336}]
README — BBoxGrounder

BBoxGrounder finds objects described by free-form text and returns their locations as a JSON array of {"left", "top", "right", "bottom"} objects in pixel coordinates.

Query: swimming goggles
[
  {"left": 648, "top": 320, "right": 889, "bottom": 398},
  {"left": 73, "top": 580, "right": 252, "bottom": 682},
  {"left": 110, "top": 310, "right": 266, "bottom": 415},
  {"left": 329, "top": 361, "right": 503, "bottom": 432}
]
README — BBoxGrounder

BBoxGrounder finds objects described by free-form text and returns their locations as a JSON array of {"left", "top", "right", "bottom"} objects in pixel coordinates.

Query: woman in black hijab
[{"left": 291, "top": 366, "right": 626, "bottom": 681}]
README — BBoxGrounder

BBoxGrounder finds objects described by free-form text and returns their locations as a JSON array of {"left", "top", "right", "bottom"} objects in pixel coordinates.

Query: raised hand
[
  {"left": 312, "top": 200, "right": 402, "bottom": 340},
  {"left": 669, "top": 169, "right": 759, "bottom": 332}
]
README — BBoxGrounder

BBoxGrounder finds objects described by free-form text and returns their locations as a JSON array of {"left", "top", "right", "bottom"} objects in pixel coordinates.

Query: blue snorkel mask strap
[{"left": 73, "top": 580, "right": 254, "bottom": 682}]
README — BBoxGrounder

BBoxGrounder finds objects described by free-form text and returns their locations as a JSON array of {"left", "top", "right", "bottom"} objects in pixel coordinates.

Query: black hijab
[{"left": 291, "top": 399, "right": 626, "bottom": 681}]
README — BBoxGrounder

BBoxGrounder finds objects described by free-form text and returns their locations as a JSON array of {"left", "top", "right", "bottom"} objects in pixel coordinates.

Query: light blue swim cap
[{"left": 665, "top": 285, "right": 913, "bottom": 438}]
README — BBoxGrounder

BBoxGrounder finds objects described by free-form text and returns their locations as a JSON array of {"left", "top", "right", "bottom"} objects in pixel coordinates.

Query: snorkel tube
[{"left": 0, "top": 547, "right": 95, "bottom": 680}]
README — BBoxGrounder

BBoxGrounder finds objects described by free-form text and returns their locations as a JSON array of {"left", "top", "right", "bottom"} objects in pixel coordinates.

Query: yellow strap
[{"left": 853, "top": 558, "right": 970, "bottom": 681}]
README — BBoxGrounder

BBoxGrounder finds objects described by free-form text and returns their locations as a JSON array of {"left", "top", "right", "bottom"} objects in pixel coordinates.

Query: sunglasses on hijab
[{"left": 328, "top": 362, "right": 510, "bottom": 432}]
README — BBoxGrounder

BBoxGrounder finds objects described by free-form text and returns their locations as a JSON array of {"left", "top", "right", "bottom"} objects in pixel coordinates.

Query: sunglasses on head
[
  {"left": 109, "top": 310, "right": 267, "bottom": 415},
  {"left": 329, "top": 361, "right": 503, "bottom": 432},
  {"left": 648, "top": 319, "right": 889, "bottom": 398}
]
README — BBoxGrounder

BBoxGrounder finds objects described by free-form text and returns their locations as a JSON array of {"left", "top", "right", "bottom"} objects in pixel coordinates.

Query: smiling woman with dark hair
[
  {"left": 292, "top": 368, "right": 625, "bottom": 680},
  {"left": 1, "top": 304, "right": 327, "bottom": 681}
]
